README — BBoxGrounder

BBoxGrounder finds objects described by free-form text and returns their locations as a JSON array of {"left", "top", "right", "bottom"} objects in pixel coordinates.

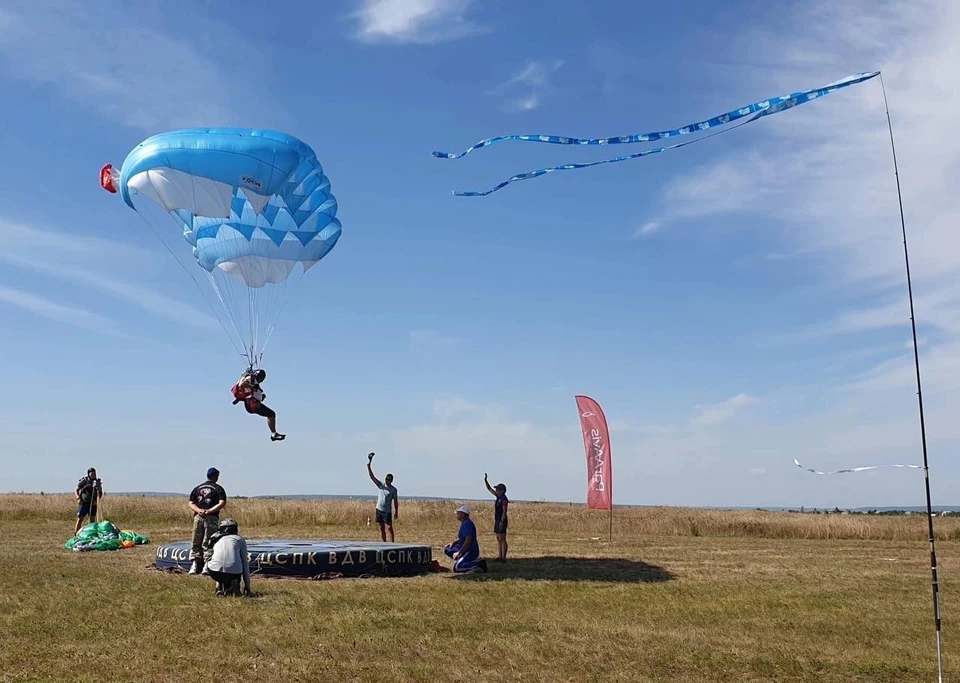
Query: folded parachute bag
[{"left": 65, "top": 520, "right": 148, "bottom": 551}]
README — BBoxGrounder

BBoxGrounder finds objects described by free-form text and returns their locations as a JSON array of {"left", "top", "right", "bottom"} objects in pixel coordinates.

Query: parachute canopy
[
  {"left": 102, "top": 128, "right": 342, "bottom": 364},
  {"left": 66, "top": 520, "right": 150, "bottom": 551}
]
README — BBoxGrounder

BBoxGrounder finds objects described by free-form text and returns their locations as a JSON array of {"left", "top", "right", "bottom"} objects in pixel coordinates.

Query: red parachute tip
[{"left": 100, "top": 164, "right": 118, "bottom": 193}]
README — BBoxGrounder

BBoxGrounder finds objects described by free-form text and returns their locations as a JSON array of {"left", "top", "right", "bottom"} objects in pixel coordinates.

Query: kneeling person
[
  {"left": 206, "top": 518, "right": 251, "bottom": 597},
  {"left": 443, "top": 506, "right": 487, "bottom": 573}
]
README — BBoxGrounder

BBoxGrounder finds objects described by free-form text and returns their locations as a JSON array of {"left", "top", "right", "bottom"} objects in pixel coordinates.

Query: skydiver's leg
[
  {"left": 246, "top": 400, "right": 285, "bottom": 440},
  {"left": 75, "top": 503, "right": 89, "bottom": 534},
  {"left": 257, "top": 403, "right": 285, "bottom": 441}
]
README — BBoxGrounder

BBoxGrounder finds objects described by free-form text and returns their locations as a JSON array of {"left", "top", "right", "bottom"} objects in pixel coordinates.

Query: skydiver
[{"left": 231, "top": 369, "right": 285, "bottom": 441}]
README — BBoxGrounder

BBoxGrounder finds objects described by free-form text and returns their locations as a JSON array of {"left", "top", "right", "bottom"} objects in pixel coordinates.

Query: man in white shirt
[{"left": 205, "top": 518, "right": 252, "bottom": 597}]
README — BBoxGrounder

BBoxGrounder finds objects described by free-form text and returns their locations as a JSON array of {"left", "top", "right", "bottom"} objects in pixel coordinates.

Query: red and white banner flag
[{"left": 575, "top": 395, "right": 613, "bottom": 510}]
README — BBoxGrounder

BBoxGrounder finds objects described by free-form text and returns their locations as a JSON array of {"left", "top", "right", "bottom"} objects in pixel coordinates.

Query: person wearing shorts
[
  {"left": 75, "top": 467, "right": 104, "bottom": 534},
  {"left": 231, "top": 368, "right": 285, "bottom": 441},
  {"left": 484, "top": 473, "right": 509, "bottom": 562},
  {"left": 366, "top": 452, "right": 398, "bottom": 541}
]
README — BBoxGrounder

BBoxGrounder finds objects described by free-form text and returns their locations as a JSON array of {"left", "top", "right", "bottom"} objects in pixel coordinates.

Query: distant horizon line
[{"left": 3, "top": 490, "right": 958, "bottom": 511}]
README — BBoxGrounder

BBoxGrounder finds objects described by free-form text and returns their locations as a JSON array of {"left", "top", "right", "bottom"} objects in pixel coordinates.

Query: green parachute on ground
[{"left": 65, "top": 520, "right": 150, "bottom": 552}]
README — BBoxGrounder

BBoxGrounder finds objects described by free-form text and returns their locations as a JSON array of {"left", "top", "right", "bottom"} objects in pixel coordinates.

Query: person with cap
[
  {"left": 443, "top": 506, "right": 487, "bottom": 573},
  {"left": 205, "top": 518, "right": 252, "bottom": 597},
  {"left": 484, "top": 473, "right": 510, "bottom": 562},
  {"left": 186, "top": 467, "right": 227, "bottom": 574},
  {"left": 74, "top": 467, "right": 104, "bottom": 535},
  {"left": 366, "top": 452, "right": 399, "bottom": 542}
]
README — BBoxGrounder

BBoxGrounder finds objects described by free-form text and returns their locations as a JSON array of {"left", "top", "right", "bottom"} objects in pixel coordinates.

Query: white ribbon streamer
[{"left": 794, "top": 458, "right": 922, "bottom": 475}]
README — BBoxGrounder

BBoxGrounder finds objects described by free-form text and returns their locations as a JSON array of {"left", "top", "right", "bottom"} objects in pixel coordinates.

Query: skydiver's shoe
[{"left": 271, "top": 433, "right": 286, "bottom": 441}]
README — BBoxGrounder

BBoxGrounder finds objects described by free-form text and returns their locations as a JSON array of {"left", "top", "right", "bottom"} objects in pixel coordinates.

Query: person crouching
[{"left": 206, "top": 518, "right": 252, "bottom": 597}]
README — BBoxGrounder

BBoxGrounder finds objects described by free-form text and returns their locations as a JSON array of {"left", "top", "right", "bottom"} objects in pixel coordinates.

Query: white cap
[{"left": 455, "top": 505, "right": 470, "bottom": 515}]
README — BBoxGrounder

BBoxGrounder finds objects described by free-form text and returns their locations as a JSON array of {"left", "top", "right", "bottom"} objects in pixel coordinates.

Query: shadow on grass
[{"left": 449, "top": 556, "right": 674, "bottom": 583}]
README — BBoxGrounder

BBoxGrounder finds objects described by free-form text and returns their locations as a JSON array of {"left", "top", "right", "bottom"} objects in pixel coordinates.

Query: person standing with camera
[{"left": 75, "top": 467, "right": 104, "bottom": 534}]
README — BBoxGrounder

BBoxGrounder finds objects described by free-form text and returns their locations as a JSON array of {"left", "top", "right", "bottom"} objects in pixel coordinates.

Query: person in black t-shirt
[{"left": 187, "top": 467, "right": 227, "bottom": 574}]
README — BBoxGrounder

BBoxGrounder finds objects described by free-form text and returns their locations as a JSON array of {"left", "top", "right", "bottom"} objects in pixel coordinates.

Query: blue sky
[{"left": 2, "top": 0, "right": 959, "bottom": 508}]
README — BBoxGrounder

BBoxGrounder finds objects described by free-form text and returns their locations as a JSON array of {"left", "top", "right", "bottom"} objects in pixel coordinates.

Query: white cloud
[
  {"left": 691, "top": 394, "right": 759, "bottom": 430},
  {"left": 385, "top": 401, "right": 574, "bottom": 496},
  {"left": 632, "top": 221, "right": 661, "bottom": 239},
  {"left": 605, "top": 0, "right": 960, "bottom": 506},
  {"left": 5, "top": 254, "right": 218, "bottom": 330},
  {"left": 489, "top": 60, "right": 564, "bottom": 112},
  {"left": 0, "top": 4, "right": 280, "bottom": 132},
  {"left": 0, "top": 219, "right": 218, "bottom": 330},
  {"left": 350, "top": 0, "right": 486, "bottom": 44},
  {"left": 432, "top": 395, "right": 482, "bottom": 419},
  {"left": 0, "top": 286, "right": 120, "bottom": 334},
  {"left": 644, "top": 1, "right": 960, "bottom": 294},
  {"left": 409, "top": 329, "right": 458, "bottom": 354},
  {"left": 637, "top": 0, "right": 960, "bottom": 376}
]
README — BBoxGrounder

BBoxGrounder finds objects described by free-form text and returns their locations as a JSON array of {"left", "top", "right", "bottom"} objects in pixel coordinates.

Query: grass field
[{"left": 2, "top": 494, "right": 958, "bottom": 682}]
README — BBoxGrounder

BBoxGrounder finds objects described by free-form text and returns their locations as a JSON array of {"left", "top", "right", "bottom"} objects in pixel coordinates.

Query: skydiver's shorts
[
  {"left": 375, "top": 509, "right": 393, "bottom": 526},
  {"left": 245, "top": 399, "right": 275, "bottom": 419},
  {"left": 77, "top": 502, "right": 97, "bottom": 520},
  {"left": 494, "top": 518, "right": 508, "bottom": 535}
]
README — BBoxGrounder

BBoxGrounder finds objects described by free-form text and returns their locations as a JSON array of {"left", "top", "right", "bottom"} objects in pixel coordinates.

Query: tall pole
[{"left": 879, "top": 72, "right": 943, "bottom": 683}]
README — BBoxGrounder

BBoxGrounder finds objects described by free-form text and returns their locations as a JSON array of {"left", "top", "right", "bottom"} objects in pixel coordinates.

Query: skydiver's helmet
[
  {"left": 255, "top": 369, "right": 266, "bottom": 382},
  {"left": 218, "top": 518, "right": 239, "bottom": 536}
]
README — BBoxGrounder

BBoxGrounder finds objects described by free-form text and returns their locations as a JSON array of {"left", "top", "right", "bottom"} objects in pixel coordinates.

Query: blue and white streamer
[
  {"left": 434, "top": 71, "right": 880, "bottom": 196},
  {"left": 794, "top": 458, "right": 922, "bottom": 476}
]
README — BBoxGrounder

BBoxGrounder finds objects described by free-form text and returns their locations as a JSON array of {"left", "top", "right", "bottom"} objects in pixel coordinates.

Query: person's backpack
[{"left": 231, "top": 373, "right": 254, "bottom": 402}]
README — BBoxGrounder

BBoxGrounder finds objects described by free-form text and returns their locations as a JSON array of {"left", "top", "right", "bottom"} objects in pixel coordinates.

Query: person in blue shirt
[
  {"left": 366, "top": 452, "right": 399, "bottom": 541},
  {"left": 443, "top": 506, "right": 488, "bottom": 573},
  {"left": 484, "top": 473, "right": 510, "bottom": 562}
]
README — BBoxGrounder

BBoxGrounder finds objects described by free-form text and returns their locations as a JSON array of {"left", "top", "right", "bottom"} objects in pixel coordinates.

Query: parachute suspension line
[
  {"left": 129, "top": 192, "right": 246, "bottom": 360},
  {"left": 248, "top": 275, "right": 256, "bottom": 365},
  {"left": 216, "top": 235, "right": 247, "bottom": 360},
  {"left": 203, "top": 269, "right": 249, "bottom": 365},
  {"left": 261, "top": 265, "right": 307, "bottom": 358}
]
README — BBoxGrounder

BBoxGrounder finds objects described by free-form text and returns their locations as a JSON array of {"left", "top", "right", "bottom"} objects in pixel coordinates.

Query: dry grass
[
  {"left": 5, "top": 493, "right": 960, "bottom": 540},
  {"left": 1, "top": 494, "right": 958, "bottom": 682}
]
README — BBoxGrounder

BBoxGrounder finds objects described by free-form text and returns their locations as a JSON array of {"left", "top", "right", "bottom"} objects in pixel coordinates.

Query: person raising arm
[
  {"left": 484, "top": 473, "right": 510, "bottom": 562},
  {"left": 366, "top": 452, "right": 399, "bottom": 542}
]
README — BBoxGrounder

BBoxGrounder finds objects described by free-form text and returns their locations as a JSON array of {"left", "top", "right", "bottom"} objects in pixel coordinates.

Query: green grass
[{"left": 1, "top": 495, "right": 956, "bottom": 682}]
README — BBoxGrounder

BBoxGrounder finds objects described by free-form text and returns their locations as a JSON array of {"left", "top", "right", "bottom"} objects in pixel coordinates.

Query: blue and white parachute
[{"left": 102, "top": 128, "right": 342, "bottom": 366}]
